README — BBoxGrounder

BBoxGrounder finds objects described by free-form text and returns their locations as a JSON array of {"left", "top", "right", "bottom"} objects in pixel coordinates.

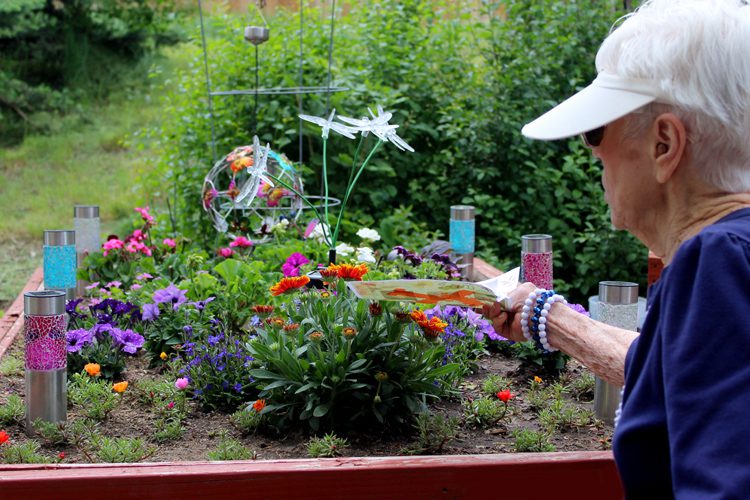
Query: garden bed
[{"left": 0, "top": 264, "right": 622, "bottom": 498}]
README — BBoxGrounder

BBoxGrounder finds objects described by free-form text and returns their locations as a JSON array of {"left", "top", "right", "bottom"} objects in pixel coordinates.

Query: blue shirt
[{"left": 613, "top": 207, "right": 750, "bottom": 499}]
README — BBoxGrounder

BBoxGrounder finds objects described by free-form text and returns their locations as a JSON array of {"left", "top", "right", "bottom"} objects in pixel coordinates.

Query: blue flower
[
  {"left": 111, "top": 328, "right": 145, "bottom": 354},
  {"left": 141, "top": 303, "right": 160, "bottom": 321},
  {"left": 152, "top": 284, "right": 188, "bottom": 311},
  {"left": 233, "top": 383, "right": 243, "bottom": 393},
  {"left": 66, "top": 328, "right": 94, "bottom": 353}
]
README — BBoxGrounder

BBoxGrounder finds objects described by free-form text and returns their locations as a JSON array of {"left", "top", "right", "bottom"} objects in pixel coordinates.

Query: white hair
[{"left": 596, "top": 0, "right": 750, "bottom": 192}]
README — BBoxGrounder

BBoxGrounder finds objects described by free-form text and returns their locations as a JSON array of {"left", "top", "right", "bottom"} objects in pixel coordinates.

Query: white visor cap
[{"left": 521, "top": 72, "right": 668, "bottom": 141}]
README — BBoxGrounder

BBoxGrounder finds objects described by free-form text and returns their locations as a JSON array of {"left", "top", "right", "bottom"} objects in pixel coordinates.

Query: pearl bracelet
[{"left": 521, "top": 288, "right": 566, "bottom": 352}]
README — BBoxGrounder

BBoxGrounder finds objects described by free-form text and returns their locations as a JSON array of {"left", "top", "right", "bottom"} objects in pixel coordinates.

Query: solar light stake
[
  {"left": 24, "top": 290, "right": 68, "bottom": 432},
  {"left": 450, "top": 205, "right": 475, "bottom": 280}
]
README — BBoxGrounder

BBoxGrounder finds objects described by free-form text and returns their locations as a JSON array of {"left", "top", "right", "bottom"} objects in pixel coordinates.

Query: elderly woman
[{"left": 482, "top": 0, "right": 750, "bottom": 497}]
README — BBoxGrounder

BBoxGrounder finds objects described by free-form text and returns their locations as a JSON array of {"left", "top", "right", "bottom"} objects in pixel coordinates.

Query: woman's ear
[{"left": 652, "top": 113, "right": 687, "bottom": 184}]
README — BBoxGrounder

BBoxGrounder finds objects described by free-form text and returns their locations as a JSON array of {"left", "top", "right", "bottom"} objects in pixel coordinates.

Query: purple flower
[
  {"left": 85, "top": 282, "right": 100, "bottom": 290},
  {"left": 233, "top": 382, "right": 243, "bottom": 393},
  {"left": 282, "top": 252, "right": 310, "bottom": 277},
  {"left": 66, "top": 329, "right": 94, "bottom": 353},
  {"left": 136, "top": 273, "right": 153, "bottom": 281},
  {"left": 90, "top": 323, "right": 114, "bottom": 339},
  {"left": 141, "top": 303, "right": 160, "bottom": 321},
  {"left": 105, "top": 280, "right": 122, "bottom": 289},
  {"left": 188, "top": 297, "right": 215, "bottom": 311},
  {"left": 111, "top": 328, "right": 145, "bottom": 354},
  {"left": 153, "top": 284, "right": 188, "bottom": 311}
]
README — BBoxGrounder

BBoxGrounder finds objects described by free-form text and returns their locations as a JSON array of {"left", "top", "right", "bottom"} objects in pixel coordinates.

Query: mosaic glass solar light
[
  {"left": 520, "top": 234, "right": 553, "bottom": 290},
  {"left": 24, "top": 290, "right": 68, "bottom": 429}
]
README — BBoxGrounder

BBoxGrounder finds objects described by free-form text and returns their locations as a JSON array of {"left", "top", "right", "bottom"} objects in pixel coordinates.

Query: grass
[{"left": 0, "top": 45, "right": 192, "bottom": 311}]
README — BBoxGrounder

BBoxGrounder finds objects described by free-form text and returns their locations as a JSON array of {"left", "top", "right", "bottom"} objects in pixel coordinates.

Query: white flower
[
  {"left": 310, "top": 222, "right": 332, "bottom": 243},
  {"left": 271, "top": 218, "right": 289, "bottom": 235},
  {"left": 299, "top": 109, "right": 357, "bottom": 140},
  {"left": 335, "top": 242, "right": 355, "bottom": 256},
  {"left": 356, "top": 246, "right": 376, "bottom": 264},
  {"left": 356, "top": 227, "right": 381, "bottom": 242}
]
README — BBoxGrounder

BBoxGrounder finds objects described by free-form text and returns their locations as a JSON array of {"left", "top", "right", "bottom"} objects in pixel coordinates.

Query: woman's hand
[{"left": 481, "top": 282, "right": 538, "bottom": 342}]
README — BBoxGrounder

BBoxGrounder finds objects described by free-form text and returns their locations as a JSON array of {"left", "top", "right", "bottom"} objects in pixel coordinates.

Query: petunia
[
  {"left": 66, "top": 329, "right": 94, "bottom": 353},
  {"left": 269, "top": 275, "right": 311, "bottom": 296},
  {"left": 152, "top": 284, "right": 188, "bottom": 311},
  {"left": 141, "top": 303, "right": 160, "bottom": 321},
  {"left": 356, "top": 227, "right": 381, "bottom": 242},
  {"left": 282, "top": 252, "right": 310, "bottom": 277},
  {"left": 111, "top": 328, "right": 145, "bottom": 354}
]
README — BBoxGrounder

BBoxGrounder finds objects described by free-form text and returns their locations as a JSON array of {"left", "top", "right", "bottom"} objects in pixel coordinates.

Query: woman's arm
[{"left": 483, "top": 282, "right": 638, "bottom": 386}]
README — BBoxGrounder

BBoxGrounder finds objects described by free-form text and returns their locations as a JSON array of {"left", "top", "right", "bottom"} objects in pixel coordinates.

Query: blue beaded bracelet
[{"left": 521, "top": 288, "right": 566, "bottom": 352}]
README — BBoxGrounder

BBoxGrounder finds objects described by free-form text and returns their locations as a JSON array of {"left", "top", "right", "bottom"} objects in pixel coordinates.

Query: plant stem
[
  {"left": 331, "top": 140, "right": 383, "bottom": 246},
  {"left": 264, "top": 173, "right": 332, "bottom": 248},
  {"left": 322, "top": 139, "right": 331, "bottom": 246}
]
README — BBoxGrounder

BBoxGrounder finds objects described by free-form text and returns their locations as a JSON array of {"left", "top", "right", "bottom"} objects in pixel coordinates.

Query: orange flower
[
  {"left": 252, "top": 305, "right": 275, "bottom": 315},
  {"left": 319, "top": 267, "right": 339, "bottom": 278},
  {"left": 269, "top": 275, "right": 311, "bottom": 296},
  {"left": 160, "top": 352, "right": 168, "bottom": 360},
  {"left": 112, "top": 381, "right": 129, "bottom": 393},
  {"left": 253, "top": 399, "right": 266, "bottom": 413},
  {"left": 84, "top": 363, "right": 101, "bottom": 377},
  {"left": 230, "top": 156, "right": 253, "bottom": 173},
  {"left": 283, "top": 323, "right": 300, "bottom": 332},
  {"left": 409, "top": 309, "right": 447, "bottom": 339},
  {"left": 329, "top": 263, "right": 369, "bottom": 281},
  {"left": 309, "top": 331, "right": 324, "bottom": 343},
  {"left": 342, "top": 327, "right": 357, "bottom": 339},
  {"left": 534, "top": 376, "right": 543, "bottom": 384}
]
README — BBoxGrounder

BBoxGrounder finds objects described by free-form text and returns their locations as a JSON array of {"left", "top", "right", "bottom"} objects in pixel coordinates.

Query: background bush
[
  {"left": 0, "top": 0, "right": 180, "bottom": 145},
  {"left": 150, "top": 0, "right": 647, "bottom": 303}
]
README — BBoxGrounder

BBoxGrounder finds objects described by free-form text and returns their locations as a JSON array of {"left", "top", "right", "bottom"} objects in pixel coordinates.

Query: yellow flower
[
  {"left": 84, "top": 363, "right": 101, "bottom": 377},
  {"left": 112, "top": 381, "right": 129, "bottom": 393},
  {"left": 534, "top": 376, "right": 543, "bottom": 384},
  {"left": 160, "top": 352, "right": 168, "bottom": 360}
]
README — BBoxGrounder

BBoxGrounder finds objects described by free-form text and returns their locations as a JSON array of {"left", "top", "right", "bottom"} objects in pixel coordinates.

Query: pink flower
[
  {"left": 102, "top": 239, "right": 124, "bottom": 256},
  {"left": 282, "top": 252, "right": 310, "bottom": 277},
  {"left": 136, "top": 273, "right": 153, "bottom": 281},
  {"left": 130, "top": 283, "right": 142, "bottom": 290},
  {"left": 175, "top": 378, "right": 189, "bottom": 390},
  {"left": 126, "top": 240, "right": 152, "bottom": 257},
  {"left": 105, "top": 280, "right": 122, "bottom": 289},
  {"left": 134, "top": 207, "right": 155, "bottom": 226},
  {"left": 229, "top": 236, "right": 253, "bottom": 248},
  {"left": 167, "top": 401, "right": 175, "bottom": 410},
  {"left": 131, "top": 229, "right": 146, "bottom": 242},
  {"left": 163, "top": 238, "right": 176, "bottom": 248},
  {"left": 218, "top": 247, "right": 234, "bottom": 258}
]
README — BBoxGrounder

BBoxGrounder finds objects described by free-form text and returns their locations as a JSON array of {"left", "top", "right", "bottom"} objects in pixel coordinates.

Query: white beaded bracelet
[{"left": 537, "top": 294, "right": 566, "bottom": 352}]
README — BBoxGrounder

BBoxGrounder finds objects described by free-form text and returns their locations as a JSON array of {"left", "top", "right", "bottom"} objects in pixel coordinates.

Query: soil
[{"left": 0, "top": 337, "right": 613, "bottom": 464}]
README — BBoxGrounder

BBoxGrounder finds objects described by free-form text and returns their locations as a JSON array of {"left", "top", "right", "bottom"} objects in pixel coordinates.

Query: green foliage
[
  {"left": 67, "top": 372, "right": 120, "bottom": 421},
  {"left": 511, "top": 341, "right": 569, "bottom": 372},
  {"left": 0, "top": 440, "right": 51, "bottom": 464},
  {"left": 306, "top": 432, "right": 349, "bottom": 458},
  {"left": 537, "top": 399, "right": 595, "bottom": 433},
  {"left": 568, "top": 370, "right": 596, "bottom": 402},
  {"left": 248, "top": 279, "right": 459, "bottom": 432},
  {"left": 0, "top": 353, "right": 23, "bottom": 377},
  {"left": 230, "top": 406, "right": 265, "bottom": 436},
  {"left": 207, "top": 432, "right": 255, "bottom": 461},
  {"left": 402, "top": 413, "right": 459, "bottom": 455},
  {"left": 481, "top": 374, "right": 512, "bottom": 397},
  {"left": 512, "top": 428, "right": 556, "bottom": 453},
  {"left": 463, "top": 397, "right": 509, "bottom": 428},
  {"left": 31, "top": 419, "right": 68, "bottom": 446},
  {"left": 0, "top": 394, "right": 25, "bottom": 426},
  {"left": 91, "top": 436, "right": 156, "bottom": 463},
  {"left": 0, "top": 0, "right": 181, "bottom": 145},
  {"left": 152, "top": 0, "right": 645, "bottom": 303}
]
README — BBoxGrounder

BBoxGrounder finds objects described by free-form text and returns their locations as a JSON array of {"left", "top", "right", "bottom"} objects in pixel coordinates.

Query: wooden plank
[
  {"left": 0, "top": 451, "right": 622, "bottom": 499},
  {"left": 0, "top": 267, "right": 43, "bottom": 359},
  {"left": 472, "top": 257, "right": 503, "bottom": 281},
  {"left": 648, "top": 251, "right": 664, "bottom": 287}
]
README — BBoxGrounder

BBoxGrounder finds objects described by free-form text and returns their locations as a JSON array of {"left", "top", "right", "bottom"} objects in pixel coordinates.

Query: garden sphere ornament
[{"left": 201, "top": 136, "right": 304, "bottom": 238}]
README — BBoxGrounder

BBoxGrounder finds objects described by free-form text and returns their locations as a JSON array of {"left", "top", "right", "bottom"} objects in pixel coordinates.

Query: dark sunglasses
[{"left": 581, "top": 125, "right": 606, "bottom": 148}]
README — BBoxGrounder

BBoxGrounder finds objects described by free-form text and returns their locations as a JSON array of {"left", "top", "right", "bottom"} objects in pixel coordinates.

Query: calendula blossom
[
  {"left": 84, "top": 363, "right": 101, "bottom": 377},
  {"left": 269, "top": 275, "right": 311, "bottom": 296},
  {"left": 113, "top": 381, "right": 129, "bottom": 393}
]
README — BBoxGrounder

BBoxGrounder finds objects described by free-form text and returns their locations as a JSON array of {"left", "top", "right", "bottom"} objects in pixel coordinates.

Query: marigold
[
  {"left": 269, "top": 275, "right": 311, "bottom": 296},
  {"left": 253, "top": 399, "right": 266, "bottom": 413},
  {"left": 112, "top": 381, "right": 129, "bottom": 393},
  {"left": 421, "top": 317, "right": 448, "bottom": 339},
  {"left": 84, "top": 363, "right": 101, "bottom": 377}
]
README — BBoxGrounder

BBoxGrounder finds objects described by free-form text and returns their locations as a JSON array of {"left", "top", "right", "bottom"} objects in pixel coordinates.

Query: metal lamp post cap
[
  {"left": 599, "top": 281, "right": 639, "bottom": 305},
  {"left": 521, "top": 234, "right": 552, "bottom": 253},
  {"left": 73, "top": 205, "right": 99, "bottom": 218},
  {"left": 450, "top": 205, "right": 475, "bottom": 220},
  {"left": 244, "top": 26, "right": 269, "bottom": 45},
  {"left": 24, "top": 290, "right": 66, "bottom": 316},
  {"left": 43, "top": 230, "right": 75, "bottom": 246}
]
